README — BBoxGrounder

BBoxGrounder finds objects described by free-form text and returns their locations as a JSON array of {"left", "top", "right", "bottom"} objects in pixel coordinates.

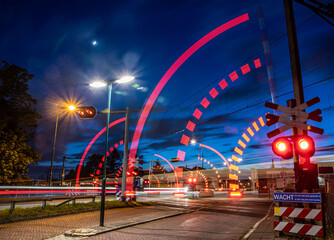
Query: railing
[{"left": 0, "top": 186, "right": 116, "bottom": 212}]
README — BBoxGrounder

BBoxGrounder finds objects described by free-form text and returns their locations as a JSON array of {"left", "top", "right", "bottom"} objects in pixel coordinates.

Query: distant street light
[
  {"left": 191, "top": 139, "right": 204, "bottom": 169},
  {"left": 90, "top": 75, "right": 134, "bottom": 227},
  {"left": 49, "top": 105, "right": 76, "bottom": 186}
]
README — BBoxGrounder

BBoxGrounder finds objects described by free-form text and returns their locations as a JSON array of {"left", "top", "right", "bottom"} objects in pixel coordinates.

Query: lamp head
[{"left": 115, "top": 75, "right": 134, "bottom": 84}]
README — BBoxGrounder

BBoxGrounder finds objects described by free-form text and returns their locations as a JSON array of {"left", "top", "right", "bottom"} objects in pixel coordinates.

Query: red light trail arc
[
  {"left": 127, "top": 14, "right": 250, "bottom": 190},
  {"left": 150, "top": 173, "right": 160, "bottom": 188},
  {"left": 76, "top": 117, "right": 125, "bottom": 186},
  {"left": 177, "top": 59, "right": 262, "bottom": 161},
  {"left": 154, "top": 154, "right": 179, "bottom": 185}
]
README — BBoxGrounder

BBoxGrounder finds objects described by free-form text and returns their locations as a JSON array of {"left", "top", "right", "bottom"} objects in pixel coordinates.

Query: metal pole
[
  {"left": 284, "top": 0, "right": 305, "bottom": 193},
  {"left": 61, "top": 155, "right": 66, "bottom": 186},
  {"left": 121, "top": 107, "right": 130, "bottom": 201},
  {"left": 49, "top": 112, "right": 59, "bottom": 186},
  {"left": 201, "top": 146, "right": 204, "bottom": 169},
  {"left": 284, "top": 0, "right": 319, "bottom": 192},
  {"left": 148, "top": 158, "right": 151, "bottom": 188},
  {"left": 100, "top": 82, "right": 112, "bottom": 227}
]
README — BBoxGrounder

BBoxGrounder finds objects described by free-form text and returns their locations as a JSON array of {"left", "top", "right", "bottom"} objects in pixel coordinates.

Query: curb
[
  {"left": 242, "top": 202, "right": 274, "bottom": 239},
  {"left": 63, "top": 209, "right": 195, "bottom": 238}
]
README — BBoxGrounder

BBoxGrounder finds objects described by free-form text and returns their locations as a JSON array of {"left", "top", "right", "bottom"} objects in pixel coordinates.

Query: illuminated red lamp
[
  {"left": 229, "top": 191, "right": 243, "bottom": 198},
  {"left": 173, "top": 192, "right": 185, "bottom": 197},
  {"left": 295, "top": 135, "right": 315, "bottom": 158},
  {"left": 187, "top": 177, "right": 198, "bottom": 184},
  {"left": 125, "top": 192, "right": 136, "bottom": 197},
  {"left": 272, "top": 137, "right": 293, "bottom": 159}
]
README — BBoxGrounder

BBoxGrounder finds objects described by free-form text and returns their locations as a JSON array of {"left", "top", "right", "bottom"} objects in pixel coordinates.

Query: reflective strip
[
  {"left": 290, "top": 223, "right": 304, "bottom": 233},
  {"left": 306, "top": 225, "right": 322, "bottom": 236},
  {"left": 289, "top": 208, "right": 303, "bottom": 218},
  {"left": 274, "top": 222, "right": 287, "bottom": 231},
  {"left": 305, "top": 209, "right": 321, "bottom": 219}
]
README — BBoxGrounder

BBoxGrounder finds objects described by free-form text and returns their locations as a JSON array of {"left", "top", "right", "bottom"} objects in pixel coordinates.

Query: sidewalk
[
  {"left": 244, "top": 205, "right": 287, "bottom": 240},
  {"left": 0, "top": 205, "right": 191, "bottom": 240}
]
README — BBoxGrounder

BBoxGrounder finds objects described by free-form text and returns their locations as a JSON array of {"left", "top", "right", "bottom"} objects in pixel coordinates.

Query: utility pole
[
  {"left": 121, "top": 107, "right": 130, "bottom": 201},
  {"left": 61, "top": 155, "right": 67, "bottom": 186},
  {"left": 283, "top": 0, "right": 319, "bottom": 192}
]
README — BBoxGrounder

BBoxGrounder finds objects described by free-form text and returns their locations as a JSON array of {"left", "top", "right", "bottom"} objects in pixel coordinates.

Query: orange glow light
[
  {"left": 242, "top": 133, "right": 250, "bottom": 142},
  {"left": 238, "top": 139, "right": 246, "bottom": 149},
  {"left": 230, "top": 191, "right": 242, "bottom": 197},
  {"left": 252, "top": 122, "right": 259, "bottom": 132},
  {"left": 258, "top": 117, "right": 265, "bottom": 127},
  {"left": 234, "top": 147, "right": 243, "bottom": 155},
  {"left": 247, "top": 127, "right": 255, "bottom": 137}
]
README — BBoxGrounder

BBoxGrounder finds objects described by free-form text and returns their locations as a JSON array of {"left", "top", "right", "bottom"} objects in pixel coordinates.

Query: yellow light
[
  {"left": 68, "top": 105, "right": 76, "bottom": 111},
  {"left": 299, "top": 139, "right": 309, "bottom": 150},
  {"left": 277, "top": 142, "right": 286, "bottom": 152}
]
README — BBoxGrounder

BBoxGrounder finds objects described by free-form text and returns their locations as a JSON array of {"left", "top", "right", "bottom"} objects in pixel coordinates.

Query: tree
[
  {"left": 0, "top": 61, "right": 42, "bottom": 184},
  {"left": 107, "top": 149, "right": 122, "bottom": 174},
  {"left": 66, "top": 150, "right": 123, "bottom": 181}
]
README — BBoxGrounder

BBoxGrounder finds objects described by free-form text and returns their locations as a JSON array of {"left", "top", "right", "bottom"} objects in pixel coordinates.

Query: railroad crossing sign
[{"left": 265, "top": 97, "right": 324, "bottom": 138}]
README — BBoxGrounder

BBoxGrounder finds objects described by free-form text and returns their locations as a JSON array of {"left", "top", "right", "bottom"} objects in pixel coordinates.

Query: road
[
  {"left": 88, "top": 196, "right": 272, "bottom": 240},
  {"left": 0, "top": 194, "right": 272, "bottom": 240}
]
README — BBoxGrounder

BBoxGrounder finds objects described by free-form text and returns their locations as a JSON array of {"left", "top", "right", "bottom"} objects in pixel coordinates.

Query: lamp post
[
  {"left": 90, "top": 75, "right": 134, "bottom": 227},
  {"left": 49, "top": 105, "right": 76, "bottom": 186},
  {"left": 190, "top": 139, "right": 203, "bottom": 170}
]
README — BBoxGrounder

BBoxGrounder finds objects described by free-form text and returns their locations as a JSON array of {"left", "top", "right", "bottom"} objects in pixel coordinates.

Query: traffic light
[
  {"left": 295, "top": 135, "right": 315, "bottom": 158},
  {"left": 271, "top": 135, "right": 316, "bottom": 159},
  {"left": 272, "top": 137, "right": 293, "bottom": 159},
  {"left": 77, "top": 106, "right": 97, "bottom": 119},
  {"left": 187, "top": 177, "right": 198, "bottom": 184}
]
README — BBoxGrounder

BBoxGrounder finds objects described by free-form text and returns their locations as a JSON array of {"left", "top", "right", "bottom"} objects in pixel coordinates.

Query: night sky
[{"left": 1, "top": 0, "right": 334, "bottom": 180}]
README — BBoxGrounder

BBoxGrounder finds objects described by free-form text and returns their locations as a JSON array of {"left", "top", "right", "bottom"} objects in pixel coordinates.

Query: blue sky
[{"left": 1, "top": 0, "right": 334, "bottom": 179}]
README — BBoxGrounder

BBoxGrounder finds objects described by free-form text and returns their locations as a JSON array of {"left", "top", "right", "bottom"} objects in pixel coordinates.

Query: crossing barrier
[
  {"left": 273, "top": 192, "right": 325, "bottom": 238},
  {"left": 274, "top": 221, "right": 323, "bottom": 237}
]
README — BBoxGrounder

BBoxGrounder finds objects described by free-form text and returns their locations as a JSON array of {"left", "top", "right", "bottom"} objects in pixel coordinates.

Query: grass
[{"left": 0, "top": 200, "right": 156, "bottom": 223}]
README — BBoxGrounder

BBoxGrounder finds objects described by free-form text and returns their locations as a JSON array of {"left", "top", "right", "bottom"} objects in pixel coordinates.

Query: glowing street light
[
  {"left": 68, "top": 105, "right": 76, "bottom": 111},
  {"left": 90, "top": 75, "right": 134, "bottom": 227}
]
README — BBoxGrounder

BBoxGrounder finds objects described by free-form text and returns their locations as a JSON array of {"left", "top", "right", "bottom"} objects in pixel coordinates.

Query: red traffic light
[
  {"left": 272, "top": 137, "right": 293, "bottom": 159},
  {"left": 295, "top": 135, "right": 315, "bottom": 158},
  {"left": 77, "top": 106, "right": 97, "bottom": 119},
  {"left": 187, "top": 177, "right": 198, "bottom": 184}
]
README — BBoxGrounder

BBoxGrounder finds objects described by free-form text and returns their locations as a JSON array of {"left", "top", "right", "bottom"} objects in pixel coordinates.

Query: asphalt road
[{"left": 88, "top": 197, "right": 272, "bottom": 240}]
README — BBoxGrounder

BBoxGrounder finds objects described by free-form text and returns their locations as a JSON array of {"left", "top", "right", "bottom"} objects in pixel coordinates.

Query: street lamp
[
  {"left": 90, "top": 75, "right": 134, "bottom": 227},
  {"left": 49, "top": 105, "right": 76, "bottom": 186},
  {"left": 191, "top": 139, "right": 204, "bottom": 169}
]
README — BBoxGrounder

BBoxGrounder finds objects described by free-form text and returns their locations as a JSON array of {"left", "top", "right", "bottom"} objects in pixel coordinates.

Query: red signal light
[
  {"left": 295, "top": 135, "right": 315, "bottom": 158},
  {"left": 188, "top": 178, "right": 193, "bottom": 183},
  {"left": 272, "top": 137, "right": 293, "bottom": 159},
  {"left": 193, "top": 178, "right": 197, "bottom": 183},
  {"left": 77, "top": 106, "right": 97, "bottom": 119}
]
